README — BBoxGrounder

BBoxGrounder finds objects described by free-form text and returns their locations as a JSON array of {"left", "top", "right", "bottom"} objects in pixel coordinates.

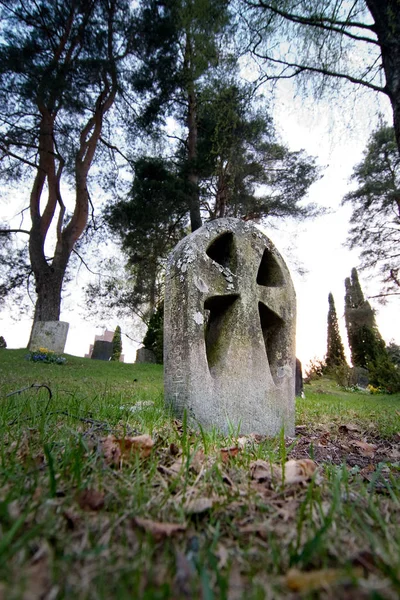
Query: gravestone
[
  {"left": 164, "top": 218, "right": 296, "bottom": 436},
  {"left": 28, "top": 321, "right": 69, "bottom": 354},
  {"left": 136, "top": 347, "right": 157, "bottom": 364},
  {"left": 295, "top": 358, "right": 303, "bottom": 397},
  {"left": 91, "top": 340, "right": 113, "bottom": 361}
]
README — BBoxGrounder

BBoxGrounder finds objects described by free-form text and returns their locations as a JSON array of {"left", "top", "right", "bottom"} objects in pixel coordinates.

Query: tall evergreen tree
[
  {"left": 326, "top": 292, "right": 347, "bottom": 369},
  {"left": 344, "top": 268, "right": 380, "bottom": 368},
  {"left": 111, "top": 325, "right": 122, "bottom": 362},
  {"left": 344, "top": 267, "right": 400, "bottom": 390}
]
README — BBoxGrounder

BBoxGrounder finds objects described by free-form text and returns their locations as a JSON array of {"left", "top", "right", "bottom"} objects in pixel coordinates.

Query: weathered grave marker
[
  {"left": 28, "top": 321, "right": 69, "bottom": 354},
  {"left": 164, "top": 218, "right": 296, "bottom": 435},
  {"left": 91, "top": 340, "right": 113, "bottom": 361}
]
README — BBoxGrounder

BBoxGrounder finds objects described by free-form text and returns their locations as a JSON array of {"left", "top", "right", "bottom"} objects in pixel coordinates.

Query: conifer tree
[
  {"left": 326, "top": 293, "right": 347, "bottom": 369},
  {"left": 344, "top": 267, "right": 400, "bottom": 391},
  {"left": 344, "top": 268, "right": 378, "bottom": 368},
  {"left": 111, "top": 326, "right": 122, "bottom": 362}
]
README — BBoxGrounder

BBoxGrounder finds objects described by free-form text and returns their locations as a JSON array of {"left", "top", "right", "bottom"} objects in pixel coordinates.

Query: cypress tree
[
  {"left": 326, "top": 293, "right": 347, "bottom": 369},
  {"left": 344, "top": 268, "right": 400, "bottom": 391},
  {"left": 111, "top": 326, "right": 122, "bottom": 362},
  {"left": 344, "top": 268, "right": 377, "bottom": 368}
]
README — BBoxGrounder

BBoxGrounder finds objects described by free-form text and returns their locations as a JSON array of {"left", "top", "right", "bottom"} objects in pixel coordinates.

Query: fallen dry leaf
[
  {"left": 174, "top": 551, "right": 194, "bottom": 598},
  {"left": 169, "top": 442, "right": 180, "bottom": 456},
  {"left": 184, "top": 497, "right": 214, "bottom": 514},
  {"left": 350, "top": 440, "right": 376, "bottom": 458},
  {"left": 22, "top": 546, "right": 52, "bottom": 600},
  {"left": 339, "top": 423, "right": 361, "bottom": 434},
  {"left": 250, "top": 459, "right": 317, "bottom": 484},
  {"left": 250, "top": 459, "right": 280, "bottom": 482},
  {"left": 220, "top": 446, "right": 240, "bottom": 463},
  {"left": 191, "top": 449, "right": 205, "bottom": 473},
  {"left": 133, "top": 517, "right": 186, "bottom": 540},
  {"left": 285, "top": 567, "right": 362, "bottom": 592},
  {"left": 215, "top": 544, "right": 229, "bottom": 569},
  {"left": 239, "top": 522, "right": 269, "bottom": 540},
  {"left": 101, "top": 434, "right": 153, "bottom": 465},
  {"left": 78, "top": 488, "right": 105, "bottom": 511},
  {"left": 283, "top": 459, "right": 317, "bottom": 483}
]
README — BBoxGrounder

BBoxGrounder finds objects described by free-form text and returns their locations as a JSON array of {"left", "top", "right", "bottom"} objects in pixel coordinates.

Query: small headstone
[
  {"left": 295, "top": 358, "right": 303, "bottom": 397},
  {"left": 351, "top": 367, "right": 369, "bottom": 389},
  {"left": 164, "top": 218, "right": 296, "bottom": 436},
  {"left": 135, "top": 347, "right": 157, "bottom": 364},
  {"left": 28, "top": 321, "right": 69, "bottom": 354},
  {"left": 91, "top": 340, "right": 113, "bottom": 361}
]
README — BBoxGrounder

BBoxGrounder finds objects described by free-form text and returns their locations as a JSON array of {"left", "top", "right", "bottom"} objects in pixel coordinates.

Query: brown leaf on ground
[
  {"left": 191, "top": 449, "right": 205, "bottom": 473},
  {"left": 133, "top": 517, "right": 186, "bottom": 540},
  {"left": 283, "top": 459, "right": 317, "bottom": 483},
  {"left": 339, "top": 423, "right": 361, "bottom": 434},
  {"left": 285, "top": 567, "right": 363, "bottom": 592},
  {"left": 184, "top": 497, "right": 214, "bottom": 514},
  {"left": 239, "top": 522, "right": 269, "bottom": 540},
  {"left": 169, "top": 442, "right": 180, "bottom": 456},
  {"left": 250, "top": 459, "right": 317, "bottom": 484},
  {"left": 101, "top": 436, "right": 121, "bottom": 466},
  {"left": 101, "top": 434, "right": 153, "bottom": 465},
  {"left": 215, "top": 544, "right": 229, "bottom": 569},
  {"left": 227, "top": 565, "right": 245, "bottom": 600},
  {"left": 78, "top": 488, "right": 105, "bottom": 511},
  {"left": 174, "top": 551, "right": 195, "bottom": 598},
  {"left": 22, "top": 546, "right": 52, "bottom": 600},
  {"left": 220, "top": 446, "right": 240, "bottom": 463},
  {"left": 63, "top": 508, "right": 81, "bottom": 530},
  {"left": 250, "top": 459, "right": 280, "bottom": 482},
  {"left": 350, "top": 440, "right": 376, "bottom": 458}
]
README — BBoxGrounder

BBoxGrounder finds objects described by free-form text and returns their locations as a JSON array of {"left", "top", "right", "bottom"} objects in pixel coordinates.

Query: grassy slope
[{"left": 0, "top": 349, "right": 399, "bottom": 599}]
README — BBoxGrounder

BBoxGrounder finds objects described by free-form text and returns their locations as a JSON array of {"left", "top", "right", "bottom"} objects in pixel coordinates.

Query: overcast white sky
[{"left": 0, "top": 80, "right": 399, "bottom": 366}]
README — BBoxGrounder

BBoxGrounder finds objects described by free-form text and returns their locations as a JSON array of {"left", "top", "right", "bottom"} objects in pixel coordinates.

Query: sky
[{"left": 1, "top": 82, "right": 399, "bottom": 367}]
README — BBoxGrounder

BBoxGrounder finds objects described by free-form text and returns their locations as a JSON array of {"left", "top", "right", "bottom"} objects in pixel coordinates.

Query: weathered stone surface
[
  {"left": 164, "top": 218, "right": 296, "bottom": 436},
  {"left": 136, "top": 347, "right": 157, "bottom": 364},
  {"left": 91, "top": 340, "right": 113, "bottom": 361},
  {"left": 28, "top": 321, "right": 69, "bottom": 354}
]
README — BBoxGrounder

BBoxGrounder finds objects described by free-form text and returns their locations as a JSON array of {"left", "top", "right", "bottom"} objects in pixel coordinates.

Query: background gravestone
[
  {"left": 295, "top": 358, "right": 303, "bottom": 397},
  {"left": 28, "top": 321, "right": 69, "bottom": 353},
  {"left": 135, "top": 347, "right": 157, "bottom": 364},
  {"left": 91, "top": 340, "right": 113, "bottom": 361},
  {"left": 164, "top": 218, "right": 296, "bottom": 436}
]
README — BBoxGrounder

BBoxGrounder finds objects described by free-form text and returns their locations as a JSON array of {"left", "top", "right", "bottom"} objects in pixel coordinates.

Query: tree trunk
[
  {"left": 184, "top": 34, "right": 202, "bottom": 232},
  {"left": 366, "top": 0, "right": 400, "bottom": 155},
  {"left": 31, "top": 267, "right": 64, "bottom": 322}
]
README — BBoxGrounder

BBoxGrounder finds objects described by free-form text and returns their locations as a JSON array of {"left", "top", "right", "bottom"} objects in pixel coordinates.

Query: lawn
[{"left": 0, "top": 348, "right": 399, "bottom": 599}]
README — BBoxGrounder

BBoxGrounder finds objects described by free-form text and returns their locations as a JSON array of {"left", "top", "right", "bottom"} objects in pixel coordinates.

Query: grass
[{"left": 0, "top": 349, "right": 399, "bottom": 599}]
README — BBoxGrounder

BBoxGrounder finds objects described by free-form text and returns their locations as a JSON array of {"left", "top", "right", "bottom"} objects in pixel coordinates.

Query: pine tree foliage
[
  {"left": 343, "top": 124, "right": 400, "bottom": 297},
  {"left": 326, "top": 292, "right": 347, "bottom": 369},
  {"left": 111, "top": 326, "right": 122, "bottom": 362}
]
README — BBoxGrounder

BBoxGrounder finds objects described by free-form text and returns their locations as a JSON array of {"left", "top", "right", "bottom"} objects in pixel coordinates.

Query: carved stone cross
[{"left": 164, "top": 218, "right": 296, "bottom": 435}]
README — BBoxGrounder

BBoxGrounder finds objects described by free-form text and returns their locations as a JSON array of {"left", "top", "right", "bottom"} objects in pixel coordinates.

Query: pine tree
[
  {"left": 111, "top": 326, "right": 122, "bottom": 362},
  {"left": 326, "top": 293, "right": 347, "bottom": 369}
]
